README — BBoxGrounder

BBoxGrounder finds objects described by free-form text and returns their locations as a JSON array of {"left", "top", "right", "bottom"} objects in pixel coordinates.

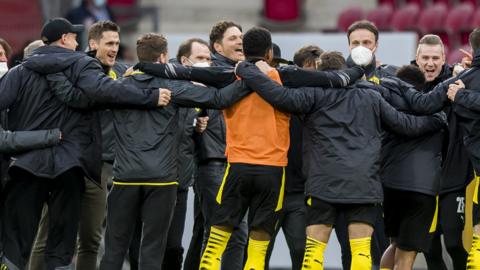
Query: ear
[
  {"left": 159, "top": 53, "right": 168, "bottom": 64},
  {"left": 89, "top": 39, "right": 98, "bottom": 50},
  {"left": 266, "top": 48, "right": 273, "bottom": 62},
  {"left": 372, "top": 44, "right": 378, "bottom": 54},
  {"left": 60, "top": 33, "right": 69, "bottom": 45},
  {"left": 180, "top": 56, "right": 189, "bottom": 66},
  {"left": 213, "top": 42, "right": 223, "bottom": 54}
]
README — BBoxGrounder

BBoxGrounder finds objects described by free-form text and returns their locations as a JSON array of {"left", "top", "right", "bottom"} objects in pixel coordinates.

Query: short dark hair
[
  {"left": 293, "top": 45, "right": 324, "bottom": 68},
  {"left": 176, "top": 38, "right": 209, "bottom": 62},
  {"left": 88, "top": 20, "right": 120, "bottom": 41},
  {"left": 0, "top": 38, "right": 12, "bottom": 59},
  {"left": 396, "top": 65, "right": 426, "bottom": 91},
  {"left": 417, "top": 34, "right": 444, "bottom": 54},
  {"left": 136, "top": 33, "right": 168, "bottom": 62},
  {"left": 209, "top": 20, "right": 242, "bottom": 53},
  {"left": 470, "top": 28, "right": 480, "bottom": 53},
  {"left": 318, "top": 51, "right": 345, "bottom": 71},
  {"left": 242, "top": 27, "right": 272, "bottom": 59},
  {"left": 347, "top": 20, "right": 379, "bottom": 43}
]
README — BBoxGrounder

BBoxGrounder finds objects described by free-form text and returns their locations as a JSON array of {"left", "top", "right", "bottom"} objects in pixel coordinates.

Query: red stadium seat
[
  {"left": 472, "top": 8, "right": 480, "bottom": 29},
  {"left": 391, "top": 3, "right": 420, "bottom": 31},
  {"left": 378, "top": 0, "right": 398, "bottom": 8},
  {"left": 264, "top": 0, "right": 301, "bottom": 21},
  {"left": 432, "top": 0, "right": 453, "bottom": 8},
  {"left": 367, "top": 4, "right": 394, "bottom": 30},
  {"left": 336, "top": 6, "right": 364, "bottom": 32},
  {"left": 417, "top": 3, "right": 448, "bottom": 34},
  {"left": 406, "top": 0, "right": 429, "bottom": 8},
  {"left": 445, "top": 3, "right": 475, "bottom": 46},
  {"left": 461, "top": 0, "right": 478, "bottom": 8}
]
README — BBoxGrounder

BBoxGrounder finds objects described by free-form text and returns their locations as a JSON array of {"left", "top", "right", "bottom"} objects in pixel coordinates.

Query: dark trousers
[
  {"left": 99, "top": 184, "right": 177, "bottom": 270},
  {"left": 162, "top": 189, "right": 188, "bottom": 270},
  {"left": 425, "top": 189, "right": 467, "bottom": 270},
  {"left": 265, "top": 192, "right": 306, "bottom": 270},
  {"left": 1, "top": 167, "right": 85, "bottom": 270},
  {"left": 335, "top": 206, "right": 388, "bottom": 269},
  {"left": 184, "top": 187, "right": 204, "bottom": 270},
  {"left": 195, "top": 162, "right": 247, "bottom": 270}
]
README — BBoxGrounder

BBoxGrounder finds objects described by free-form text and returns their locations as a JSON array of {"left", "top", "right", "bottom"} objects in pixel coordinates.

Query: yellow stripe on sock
[
  {"left": 215, "top": 163, "right": 230, "bottom": 204},
  {"left": 429, "top": 196, "right": 439, "bottom": 233}
]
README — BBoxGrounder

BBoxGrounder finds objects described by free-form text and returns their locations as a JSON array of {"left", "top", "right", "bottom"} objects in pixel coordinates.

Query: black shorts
[
  {"left": 305, "top": 196, "right": 379, "bottom": 227},
  {"left": 437, "top": 188, "right": 465, "bottom": 235},
  {"left": 383, "top": 188, "right": 438, "bottom": 252},
  {"left": 473, "top": 176, "right": 480, "bottom": 226},
  {"left": 211, "top": 163, "right": 285, "bottom": 237}
]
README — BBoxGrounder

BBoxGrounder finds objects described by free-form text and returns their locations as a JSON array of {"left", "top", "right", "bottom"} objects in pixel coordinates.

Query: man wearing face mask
[{"left": 161, "top": 38, "right": 211, "bottom": 270}]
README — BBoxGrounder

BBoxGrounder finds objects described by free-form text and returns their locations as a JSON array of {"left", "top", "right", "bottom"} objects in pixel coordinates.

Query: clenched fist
[{"left": 158, "top": 88, "right": 172, "bottom": 106}]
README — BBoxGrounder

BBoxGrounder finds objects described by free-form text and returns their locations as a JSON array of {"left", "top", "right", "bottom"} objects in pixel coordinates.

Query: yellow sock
[
  {"left": 467, "top": 233, "right": 480, "bottom": 269},
  {"left": 380, "top": 268, "right": 392, "bottom": 270},
  {"left": 350, "top": 237, "right": 372, "bottom": 270},
  {"left": 301, "top": 236, "right": 327, "bottom": 270},
  {"left": 199, "top": 227, "right": 232, "bottom": 270},
  {"left": 243, "top": 238, "right": 270, "bottom": 270}
]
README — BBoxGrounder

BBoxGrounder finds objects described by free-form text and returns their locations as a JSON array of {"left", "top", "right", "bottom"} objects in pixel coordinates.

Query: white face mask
[
  {"left": 192, "top": 61, "right": 210, "bottom": 68},
  {"left": 0, "top": 62, "right": 8, "bottom": 79},
  {"left": 351, "top": 46, "right": 373, "bottom": 66}
]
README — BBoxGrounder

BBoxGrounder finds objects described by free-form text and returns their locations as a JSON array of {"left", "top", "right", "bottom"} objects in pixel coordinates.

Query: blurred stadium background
[{"left": 2, "top": 0, "right": 478, "bottom": 269}]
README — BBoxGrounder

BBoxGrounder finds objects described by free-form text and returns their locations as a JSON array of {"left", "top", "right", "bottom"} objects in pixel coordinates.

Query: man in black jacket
[
  {"left": 377, "top": 65, "right": 446, "bottom": 270},
  {"left": 412, "top": 34, "right": 470, "bottom": 270},
  {"left": 234, "top": 59, "right": 446, "bottom": 270},
  {"left": 0, "top": 18, "right": 166, "bottom": 270},
  {"left": 162, "top": 38, "right": 211, "bottom": 270},
  {"left": 443, "top": 28, "right": 480, "bottom": 269}
]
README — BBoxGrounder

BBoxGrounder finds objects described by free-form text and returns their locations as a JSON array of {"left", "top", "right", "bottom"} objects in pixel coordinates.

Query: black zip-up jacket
[
  {"left": 400, "top": 50, "right": 480, "bottom": 177},
  {"left": 177, "top": 107, "right": 199, "bottom": 189},
  {"left": 412, "top": 61, "right": 473, "bottom": 193},
  {"left": 99, "top": 61, "right": 128, "bottom": 163},
  {"left": 0, "top": 45, "right": 159, "bottom": 184},
  {"left": 374, "top": 78, "right": 445, "bottom": 195},
  {"left": 236, "top": 62, "right": 446, "bottom": 203},
  {"left": 197, "top": 53, "right": 234, "bottom": 162},
  {"left": 47, "top": 70, "right": 251, "bottom": 183}
]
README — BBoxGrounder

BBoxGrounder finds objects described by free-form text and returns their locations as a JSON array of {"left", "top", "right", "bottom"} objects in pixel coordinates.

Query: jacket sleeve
[
  {"left": 278, "top": 65, "right": 364, "bottom": 88},
  {"left": 401, "top": 79, "right": 453, "bottom": 114},
  {"left": 0, "top": 68, "right": 21, "bottom": 110},
  {"left": 136, "top": 62, "right": 236, "bottom": 88},
  {"left": 379, "top": 96, "right": 446, "bottom": 137},
  {"left": 74, "top": 60, "right": 159, "bottom": 108},
  {"left": 453, "top": 89, "right": 480, "bottom": 112},
  {"left": 236, "top": 62, "right": 316, "bottom": 114},
  {"left": 46, "top": 72, "right": 94, "bottom": 109},
  {"left": 0, "top": 127, "right": 61, "bottom": 153},
  {"left": 168, "top": 80, "right": 251, "bottom": 109}
]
